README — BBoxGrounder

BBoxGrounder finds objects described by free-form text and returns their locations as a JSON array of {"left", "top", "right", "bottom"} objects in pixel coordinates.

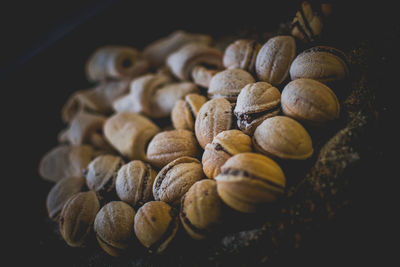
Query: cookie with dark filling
[
  {"left": 171, "top": 93, "right": 207, "bottom": 131},
  {"left": 180, "top": 179, "right": 222, "bottom": 240},
  {"left": 85, "top": 154, "right": 125, "bottom": 199},
  {"left": 152, "top": 157, "right": 203, "bottom": 205},
  {"left": 115, "top": 160, "right": 157, "bottom": 208},
  {"left": 289, "top": 46, "right": 349, "bottom": 84},
  {"left": 223, "top": 39, "right": 261, "bottom": 74},
  {"left": 208, "top": 68, "right": 255, "bottom": 103},
  {"left": 234, "top": 82, "right": 281, "bottom": 135},
  {"left": 202, "top": 130, "right": 252, "bottom": 179},
  {"left": 134, "top": 201, "right": 179, "bottom": 254},
  {"left": 59, "top": 191, "right": 100, "bottom": 248},
  {"left": 215, "top": 153, "right": 286, "bottom": 213},
  {"left": 195, "top": 98, "right": 233, "bottom": 149},
  {"left": 94, "top": 201, "right": 135, "bottom": 257}
]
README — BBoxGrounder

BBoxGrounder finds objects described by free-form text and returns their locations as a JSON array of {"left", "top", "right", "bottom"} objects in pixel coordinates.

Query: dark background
[{"left": 1, "top": 0, "right": 396, "bottom": 266}]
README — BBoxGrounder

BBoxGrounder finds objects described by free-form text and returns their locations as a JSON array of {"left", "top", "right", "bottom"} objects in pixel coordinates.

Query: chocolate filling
[
  {"left": 236, "top": 105, "right": 281, "bottom": 125},
  {"left": 138, "top": 164, "right": 151, "bottom": 204},
  {"left": 104, "top": 161, "right": 124, "bottom": 193},
  {"left": 303, "top": 46, "right": 349, "bottom": 67},
  {"left": 208, "top": 93, "right": 238, "bottom": 101},
  {"left": 153, "top": 163, "right": 177, "bottom": 199},
  {"left": 72, "top": 221, "right": 90, "bottom": 244},
  {"left": 212, "top": 143, "right": 232, "bottom": 156},
  {"left": 96, "top": 234, "right": 125, "bottom": 254},
  {"left": 185, "top": 52, "right": 220, "bottom": 79},
  {"left": 199, "top": 62, "right": 220, "bottom": 70},
  {"left": 95, "top": 127, "right": 103, "bottom": 135},
  {"left": 143, "top": 133, "right": 153, "bottom": 153},
  {"left": 185, "top": 101, "right": 196, "bottom": 122},
  {"left": 291, "top": 20, "right": 311, "bottom": 42},
  {"left": 179, "top": 194, "right": 210, "bottom": 236},
  {"left": 245, "top": 40, "right": 259, "bottom": 71},
  {"left": 100, "top": 175, "right": 115, "bottom": 195},
  {"left": 299, "top": 5, "right": 316, "bottom": 40},
  {"left": 121, "top": 58, "right": 132, "bottom": 68},
  {"left": 96, "top": 161, "right": 123, "bottom": 203},
  {"left": 59, "top": 215, "right": 65, "bottom": 229},
  {"left": 221, "top": 168, "right": 285, "bottom": 191},
  {"left": 148, "top": 208, "right": 178, "bottom": 253}
]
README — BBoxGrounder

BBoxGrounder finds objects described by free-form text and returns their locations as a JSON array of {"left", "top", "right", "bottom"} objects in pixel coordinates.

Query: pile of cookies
[{"left": 40, "top": 1, "right": 348, "bottom": 257}]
